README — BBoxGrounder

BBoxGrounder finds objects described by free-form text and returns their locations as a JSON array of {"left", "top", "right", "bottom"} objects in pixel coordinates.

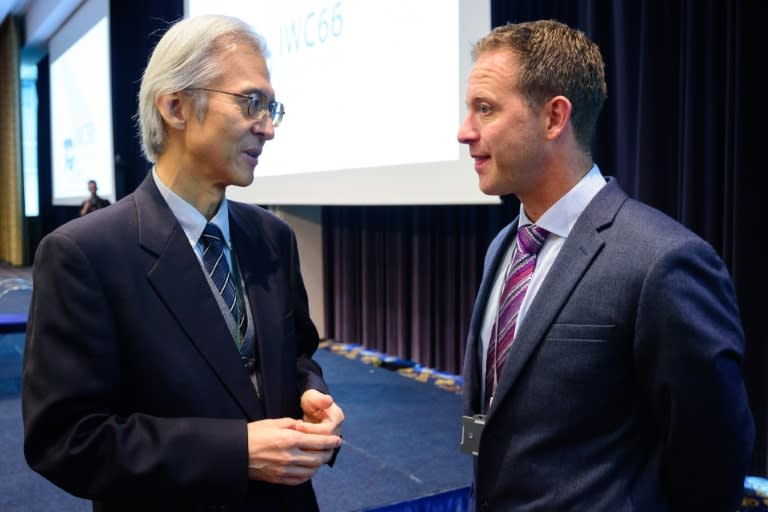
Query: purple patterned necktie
[{"left": 485, "top": 224, "right": 549, "bottom": 407}]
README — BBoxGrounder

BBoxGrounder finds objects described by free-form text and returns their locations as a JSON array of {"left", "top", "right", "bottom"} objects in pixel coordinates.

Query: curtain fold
[
  {"left": 323, "top": 201, "right": 517, "bottom": 374},
  {"left": 0, "top": 16, "right": 24, "bottom": 265}
]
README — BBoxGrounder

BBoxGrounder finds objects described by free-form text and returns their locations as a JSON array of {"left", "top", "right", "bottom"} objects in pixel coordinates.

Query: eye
[
  {"left": 248, "top": 93, "right": 265, "bottom": 115},
  {"left": 244, "top": 90, "right": 284, "bottom": 126},
  {"left": 478, "top": 103, "right": 492, "bottom": 115}
]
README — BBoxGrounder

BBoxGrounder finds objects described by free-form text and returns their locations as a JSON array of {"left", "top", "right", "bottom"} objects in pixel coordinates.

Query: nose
[
  {"left": 252, "top": 115, "right": 275, "bottom": 140},
  {"left": 457, "top": 113, "right": 477, "bottom": 145}
]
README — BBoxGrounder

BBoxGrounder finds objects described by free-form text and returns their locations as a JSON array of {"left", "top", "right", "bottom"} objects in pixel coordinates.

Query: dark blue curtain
[
  {"left": 323, "top": 0, "right": 766, "bottom": 475},
  {"left": 323, "top": 201, "right": 517, "bottom": 373}
]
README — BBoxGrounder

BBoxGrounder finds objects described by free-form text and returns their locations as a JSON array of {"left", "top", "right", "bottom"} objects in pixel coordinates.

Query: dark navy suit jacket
[
  {"left": 22, "top": 174, "right": 328, "bottom": 511},
  {"left": 462, "top": 178, "right": 754, "bottom": 511}
]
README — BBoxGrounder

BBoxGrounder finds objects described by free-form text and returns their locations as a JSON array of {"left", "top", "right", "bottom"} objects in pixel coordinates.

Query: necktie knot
[
  {"left": 517, "top": 224, "right": 549, "bottom": 256},
  {"left": 201, "top": 223, "right": 225, "bottom": 249}
]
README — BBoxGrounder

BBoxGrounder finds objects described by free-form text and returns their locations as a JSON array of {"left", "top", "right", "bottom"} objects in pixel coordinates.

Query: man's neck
[{"left": 154, "top": 160, "right": 225, "bottom": 220}]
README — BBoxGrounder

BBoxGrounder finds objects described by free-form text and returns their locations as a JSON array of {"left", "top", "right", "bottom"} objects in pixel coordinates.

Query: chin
[
  {"left": 229, "top": 167, "right": 256, "bottom": 187},
  {"left": 479, "top": 176, "right": 517, "bottom": 197},
  {"left": 232, "top": 175, "right": 255, "bottom": 188},
  {"left": 478, "top": 180, "right": 502, "bottom": 197}
]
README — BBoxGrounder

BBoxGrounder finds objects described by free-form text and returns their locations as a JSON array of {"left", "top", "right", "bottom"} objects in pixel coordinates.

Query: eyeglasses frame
[{"left": 189, "top": 87, "right": 285, "bottom": 127}]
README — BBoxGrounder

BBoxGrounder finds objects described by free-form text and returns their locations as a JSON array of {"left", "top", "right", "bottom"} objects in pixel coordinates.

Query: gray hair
[{"left": 137, "top": 15, "right": 267, "bottom": 162}]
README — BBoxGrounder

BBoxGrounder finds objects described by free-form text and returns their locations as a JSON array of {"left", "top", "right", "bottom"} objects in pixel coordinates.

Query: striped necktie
[
  {"left": 485, "top": 224, "right": 549, "bottom": 408},
  {"left": 200, "top": 223, "right": 247, "bottom": 344}
]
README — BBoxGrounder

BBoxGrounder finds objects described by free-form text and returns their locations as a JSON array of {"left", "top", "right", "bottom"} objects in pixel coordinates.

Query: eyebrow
[
  {"left": 242, "top": 88, "right": 276, "bottom": 100},
  {"left": 466, "top": 95, "right": 494, "bottom": 107}
]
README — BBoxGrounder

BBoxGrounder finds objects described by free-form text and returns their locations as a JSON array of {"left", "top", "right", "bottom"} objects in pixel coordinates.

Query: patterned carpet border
[{"left": 318, "top": 339, "right": 463, "bottom": 394}]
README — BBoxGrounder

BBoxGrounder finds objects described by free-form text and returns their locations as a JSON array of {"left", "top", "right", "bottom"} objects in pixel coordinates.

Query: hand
[
  {"left": 297, "top": 389, "right": 345, "bottom": 437},
  {"left": 246, "top": 417, "right": 341, "bottom": 486}
]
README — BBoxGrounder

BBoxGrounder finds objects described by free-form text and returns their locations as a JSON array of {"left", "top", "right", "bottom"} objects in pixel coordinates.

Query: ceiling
[
  {"left": 1, "top": 0, "right": 83, "bottom": 51},
  {"left": 0, "top": 0, "right": 28, "bottom": 26}
]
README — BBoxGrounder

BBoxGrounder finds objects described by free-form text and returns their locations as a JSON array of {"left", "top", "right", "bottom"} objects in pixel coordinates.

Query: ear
[
  {"left": 543, "top": 95, "right": 572, "bottom": 141},
  {"left": 156, "top": 92, "right": 188, "bottom": 130}
]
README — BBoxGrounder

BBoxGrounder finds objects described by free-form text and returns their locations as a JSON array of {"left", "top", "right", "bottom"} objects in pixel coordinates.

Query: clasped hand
[{"left": 247, "top": 390, "right": 344, "bottom": 486}]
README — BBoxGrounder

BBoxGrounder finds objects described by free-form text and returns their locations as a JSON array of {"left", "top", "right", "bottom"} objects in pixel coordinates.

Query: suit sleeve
[
  {"left": 285, "top": 228, "right": 328, "bottom": 396},
  {"left": 278, "top": 224, "right": 342, "bottom": 469},
  {"left": 635, "top": 237, "right": 754, "bottom": 510},
  {"left": 22, "top": 232, "right": 249, "bottom": 501}
]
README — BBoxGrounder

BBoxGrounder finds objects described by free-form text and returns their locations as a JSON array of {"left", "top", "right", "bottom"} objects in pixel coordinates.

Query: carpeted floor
[
  {"left": 311, "top": 348, "right": 471, "bottom": 511},
  {"left": 0, "top": 393, "right": 91, "bottom": 511}
]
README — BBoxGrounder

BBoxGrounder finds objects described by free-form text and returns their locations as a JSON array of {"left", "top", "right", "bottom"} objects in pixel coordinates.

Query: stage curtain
[
  {"left": 0, "top": 16, "right": 23, "bottom": 266},
  {"left": 323, "top": 201, "right": 517, "bottom": 375}
]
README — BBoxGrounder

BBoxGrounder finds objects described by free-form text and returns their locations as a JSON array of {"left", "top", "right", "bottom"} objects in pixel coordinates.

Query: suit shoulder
[
  {"left": 618, "top": 198, "right": 701, "bottom": 241},
  {"left": 228, "top": 201, "right": 293, "bottom": 233},
  {"left": 45, "top": 194, "right": 138, "bottom": 247},
  {"left": 606, "top": 197, "right": 727, "bottom": 273}
]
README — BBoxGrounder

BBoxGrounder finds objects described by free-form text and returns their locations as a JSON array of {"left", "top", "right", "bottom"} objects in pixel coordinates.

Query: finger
[
  {"left": 295, "top": 432, "right": 342, "bottom": 451},
  {"left": 302, "top": 390, "right": 334, "bottom": 415},
  {"left": 297, "top": 404, "right": 344, "bottom": 435},
  {"left": 248, "top": 464, "right": 316, "bottom": 486},
  {"left": 294, "top": 421, "right": 334, "bottom": 436},
  {"left": 291, "top": 448, "right": 335, "bottom": 467},
  {"left": 261, "top": 417, "right": 301, "bottom": 429}
]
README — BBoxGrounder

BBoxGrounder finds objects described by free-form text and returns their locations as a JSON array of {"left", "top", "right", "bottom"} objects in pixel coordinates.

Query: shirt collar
[
  {"left": 152, "top": 167, "right": 231, "bottom": 248},
  {"left": 518, "top": 164, "right": 606, "bottom": 238}
]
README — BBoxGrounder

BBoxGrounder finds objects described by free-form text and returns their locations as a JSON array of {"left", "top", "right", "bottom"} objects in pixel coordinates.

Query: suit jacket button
[{"left": 479, "top": 501, "right": 489, "bottom": 511}]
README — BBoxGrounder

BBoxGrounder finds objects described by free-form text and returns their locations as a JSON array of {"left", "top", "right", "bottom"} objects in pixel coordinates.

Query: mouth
[
  {"left": 243, "top": 148, "right": 262, "bottom": 159},
  {"left": 242, "top": 148, "right": 262, "bottom": 166},
  {"left": 471, "top": 154, "right": 490, "bottom": 170}
]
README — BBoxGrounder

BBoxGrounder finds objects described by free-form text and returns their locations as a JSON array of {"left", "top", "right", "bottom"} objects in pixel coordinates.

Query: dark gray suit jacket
[
  {"left": 463, "top": 178, "right": 754, "bottom": 511},
  {"left": 22, "top": 174, "right": 328, "bottom": 511}
]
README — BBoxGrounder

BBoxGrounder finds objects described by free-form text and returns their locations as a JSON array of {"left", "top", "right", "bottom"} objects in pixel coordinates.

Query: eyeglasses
[{"left": 191, "top": 88, "right": 285, "bottom": 127}]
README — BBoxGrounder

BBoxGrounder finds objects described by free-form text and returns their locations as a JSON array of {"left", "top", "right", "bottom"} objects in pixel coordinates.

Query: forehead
[
  {"left": 213, "top": 44, "right": 273, "bottom": 95},
  {"left": 467, "top": 49, "right": 517, "bottom": 91}
]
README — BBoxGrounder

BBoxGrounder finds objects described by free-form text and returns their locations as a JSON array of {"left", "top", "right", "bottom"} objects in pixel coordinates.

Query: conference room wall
[{"left": 271, "top": 206, "right": 326, "bottom": 338}]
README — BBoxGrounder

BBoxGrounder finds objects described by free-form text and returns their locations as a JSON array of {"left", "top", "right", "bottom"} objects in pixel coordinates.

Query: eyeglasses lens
[{"left": 248, "top": 94, "right": 284, "bottom": 127}]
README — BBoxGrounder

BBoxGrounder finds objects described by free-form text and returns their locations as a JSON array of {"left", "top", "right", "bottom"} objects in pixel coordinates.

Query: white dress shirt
[{"left": 152, "top": 167, "right": 234, "bottom": 269}]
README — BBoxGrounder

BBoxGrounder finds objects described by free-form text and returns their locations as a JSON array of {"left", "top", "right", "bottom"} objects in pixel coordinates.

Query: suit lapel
[
  {"left": 486, "top": 179, "right": 628, "bottom": 418},
  {"left": 228, "top": 205, "right": 287, "bottom": 418},
  {"left": 134, "top": 176, "right": 262, "bottom": 419}
]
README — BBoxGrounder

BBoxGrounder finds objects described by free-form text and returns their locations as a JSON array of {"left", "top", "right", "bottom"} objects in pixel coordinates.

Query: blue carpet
[
  {"left": 312, "top": 348, "right": 472, "bottom": 511},
  {"left": 0, "top": 396, "right": 90, "bottom": 511},
  {"left": 0, "top": 333, "right": 24, "bottom": 397}
]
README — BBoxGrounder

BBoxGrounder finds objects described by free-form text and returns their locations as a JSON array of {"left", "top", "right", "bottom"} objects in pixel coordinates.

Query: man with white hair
[{"left": 22, "top": 14, "right": 343, "bottom": 511}]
